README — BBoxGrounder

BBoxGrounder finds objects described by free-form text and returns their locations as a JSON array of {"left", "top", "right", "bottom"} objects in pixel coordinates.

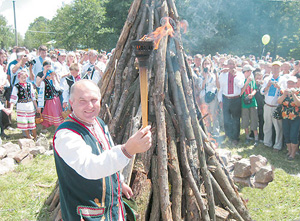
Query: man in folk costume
[
  {"left": 53, "top": 80, "right": 152, "bottom": 220},
  {"left": 217, "top": 58, "right": 245, "bottom": 145}
]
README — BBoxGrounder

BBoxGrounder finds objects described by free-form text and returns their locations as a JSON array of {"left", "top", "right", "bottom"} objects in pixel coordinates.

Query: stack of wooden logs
[
  {"left": 46, "top": 0, "right": 252, "bottom": 220},
  {"left": 97, "top": 0, "right": 252, "bottom": 220}
]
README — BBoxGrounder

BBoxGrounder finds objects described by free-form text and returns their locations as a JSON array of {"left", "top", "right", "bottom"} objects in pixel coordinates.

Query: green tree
[
  {"left": 51, "top": 0, "right": 113, "bottom": 51},
  {"left": 0, "top": 15, "right": 14, "bottom": 49},
  {"left": 24, "top": 16, "right": 52, "bottom": 50}
]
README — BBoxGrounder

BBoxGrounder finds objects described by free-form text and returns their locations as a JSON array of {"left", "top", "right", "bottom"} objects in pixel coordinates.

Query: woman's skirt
[{"left": 42, "top": 96, "right": 64, "bottom": 128}]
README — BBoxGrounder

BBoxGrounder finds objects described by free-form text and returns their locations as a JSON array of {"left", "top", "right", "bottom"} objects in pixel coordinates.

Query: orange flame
[
  {"left": 180, "top": 20, "right": 189, "bottom": 34},
  {"left": 140, "top": 17, "right": 174, "bottom": 50}
]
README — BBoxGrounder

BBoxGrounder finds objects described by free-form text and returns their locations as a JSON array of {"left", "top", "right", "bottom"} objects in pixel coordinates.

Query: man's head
[
  {"left": 38, "top": 45, "right": 48, "bottom": 59},
  {"left": 58, "top": 51, "right": 67, "bottom": 63},
  {"left": 69, "top": 80, "right": 101, "bottom": 124},
  {"left": 281, "top": 62, "right": 291, "bottom": 74},
  {"left": 242, "top": 64, "right": 254, "bottom": 78},
  {"left": 271, "top": 61, "right": 282, "bottom": 76},
  {"left": 227, "top": 59, "right": 236, "bottom": 70},
  {"left": 88, "top": 50, "right": 98, "bottom": 64},
  {"left": 194, "top": 54, "right": 202, "bottom": 67}
]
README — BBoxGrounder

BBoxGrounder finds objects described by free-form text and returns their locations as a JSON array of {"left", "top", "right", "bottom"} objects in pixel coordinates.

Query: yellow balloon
[{"left": 262, "top": 34, "right": 270, "bottom": 45}]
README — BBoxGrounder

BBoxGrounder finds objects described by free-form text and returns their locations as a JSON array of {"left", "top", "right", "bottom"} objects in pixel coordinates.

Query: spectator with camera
[
  {"left": 29, "top": 45, "right": 47, "bottom": 84},
  {"left": 240, "top": 64, "right": 259, "bottom": 146},
  {"left": 277, "top": 76, "right": 300, "bottom": 160},
  {"left": 260, "top": 61, "right": 283, "bottom": 151},
  {"left": 201, "top": 57, "right": 219, "bottom": 136},
  {"left": 81, "top": 50, "right": 103, "bottom": 85}
]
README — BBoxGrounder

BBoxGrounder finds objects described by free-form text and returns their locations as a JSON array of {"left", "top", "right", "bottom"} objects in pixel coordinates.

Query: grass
[
  {"left": 220, "top": 132, "right": 300, "bottom": 221},
  {"left": 0, "top": 155, "right": 57, "bottom": 220},
  {"left": 1, "top": 120, "right": 300, "bottom": 220}
]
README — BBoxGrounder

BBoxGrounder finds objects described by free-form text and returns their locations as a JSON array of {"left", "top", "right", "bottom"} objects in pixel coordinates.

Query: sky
[{"left": 0, "top": 0, "right": 73, "bottom": 37}]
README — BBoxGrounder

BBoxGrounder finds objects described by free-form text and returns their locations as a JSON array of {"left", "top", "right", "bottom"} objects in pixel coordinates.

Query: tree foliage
[
  {"left": 24, "top": 16, "right": 52, "bottom": 50},
  {"left": 0, "top": 15, "right": 14, "bottom": 49},
  {"left": 2, "top": 0, "right": 300, "bottom": 59},
  {"left": 177, "top": 0, "right": 300, "bottom": 59}
]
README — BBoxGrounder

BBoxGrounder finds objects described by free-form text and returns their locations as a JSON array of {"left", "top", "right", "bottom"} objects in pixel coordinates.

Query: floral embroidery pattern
[{"left": 281, "top": 91, "right": 300, "bottom": 120}]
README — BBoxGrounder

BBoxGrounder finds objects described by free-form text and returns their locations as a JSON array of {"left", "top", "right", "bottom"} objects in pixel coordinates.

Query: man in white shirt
[
  {"left": 260, "top": 61, "right": 283, "bottom": 151},
  {"left": 81, "top": 50, "right": 104, "bottom": 85},
  {"left": 30, "top": 45, "right": 48, "bottom": 84},
  {"left": 53, "top": 80, "right": 152, "bottom": 220},
  {"left": 218, "top": 59, "right": 245, "bottom": 145}
]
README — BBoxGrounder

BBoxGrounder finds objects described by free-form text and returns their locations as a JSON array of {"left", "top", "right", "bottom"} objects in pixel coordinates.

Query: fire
[
  {"left": 140, "top": 17, "right": 175, "bottom": 50},
  {"left": 180, "top": 20, "right": 189, "bottom": 34}
]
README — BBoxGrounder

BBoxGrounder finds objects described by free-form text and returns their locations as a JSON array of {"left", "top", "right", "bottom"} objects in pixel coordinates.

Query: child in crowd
[
  {"left": 9, "top": 70, "right": 38, "bottom": 140},
  {"left": 37, "top": 68, "right": 64, "bottom": 131},
  {"left": 254, "top": 69, "right": 265, "bottom": 142}
]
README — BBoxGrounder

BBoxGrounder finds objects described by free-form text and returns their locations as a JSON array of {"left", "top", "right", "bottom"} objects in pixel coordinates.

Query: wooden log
[
  {"left": 168, "top": 11, "right": 217, "bottom": 218},
  {"left": 208, "top": 155, "right": 252, "bottom": 221},
  {"left": 184, "top": 182, "right": 201, "bottom": 221},
  {"left": 49, "top": 187, "right": 60, "bottom": 212},
  {"left": 131, "top": 171, "right": 152, "bottom": 221},
  {"left": 178, "top": 127, "right": 210, "bottom": 221},
  {"left": 165, "top": 111, "right": 182, "bottom": 221},
  {"left": 210, "top": 174, "right": 244, "bottom": 221},
  {"left": 100, "top": 0, "right": 143, "bottom": 95},
  {"left": 149, "top": 155, "right": 161, "bottom": 221},
  {"left": 45, "top": 181, "right": 58, "bottom": 206},
  {"left": 215, "top": 205, "right": 230, "bottom": 221}
]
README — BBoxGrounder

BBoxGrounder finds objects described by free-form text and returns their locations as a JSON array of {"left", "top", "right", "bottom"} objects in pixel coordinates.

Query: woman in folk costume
[
  {"left": 9, "top": 70, "right": 38, "bottom": 140},
  {"left": 37, "top": 68, "right": 64, "bottom": 130}
]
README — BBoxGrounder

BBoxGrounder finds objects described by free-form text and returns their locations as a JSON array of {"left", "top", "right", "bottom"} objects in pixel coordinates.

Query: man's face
[
  {"left": 70, "top": 85, "right": 101, "bottom": 124},
  {"left": 194, "top": 57, "right": 201, "bottom": 67},
  {"left": 59, "top": 55, "right": 66, "bottom": 63},
  {"left": 89, "top": 53, "right": 97, "bottom": 64},
  {"left": 244, "top": 70, "right": 251, "bottom": 78},
  {"left": 272, "top": 65, "right": 280, "bottom": 75},
  {"left": 228, "top": 60, "right": 236, "bottom": 70},
  {"left": 40, "top": 50, "right": 47, "bottom": 59}
]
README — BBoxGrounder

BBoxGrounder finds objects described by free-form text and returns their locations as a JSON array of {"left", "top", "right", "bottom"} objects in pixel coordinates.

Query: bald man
[{"left": 53, "top": 79, "right": 152, "bottom": 220}]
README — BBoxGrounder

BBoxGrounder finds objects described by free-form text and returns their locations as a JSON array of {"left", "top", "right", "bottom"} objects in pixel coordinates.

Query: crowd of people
[
  {"left": 0, "top": 45, "right": 300, "bottom": 161},
  {"left": 190, "top": 53, "right": 300, "bottom": 160},
  {"left": 0, "top": 45, "right": 111, "bottom": 140}
]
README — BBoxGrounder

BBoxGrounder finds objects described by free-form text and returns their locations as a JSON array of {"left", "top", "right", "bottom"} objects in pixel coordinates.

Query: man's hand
[
  {"left": 122, "top": 183, "right": 133, "bottom": 199},
  {"left": 124, "top": 125, "right": 152, "bottom": 156}
]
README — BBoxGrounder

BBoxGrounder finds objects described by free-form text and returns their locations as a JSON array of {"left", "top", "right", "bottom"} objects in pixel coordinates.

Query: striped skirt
[
  {"left": 41, "top": 96, "right": 64, "bottom": 128},
  {"left": 16, "top": 102, "right": 36, "bottom": 130}
]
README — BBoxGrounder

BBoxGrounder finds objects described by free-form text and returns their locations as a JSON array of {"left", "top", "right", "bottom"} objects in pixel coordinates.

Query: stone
[
  {"left": 2, "top": 142, "right": 20, "bottom": 153},
  {"left": 36, "top": 134, "right": 50, "bottom": 150},
  {"left": 20, "top": 154, "right": 34, "bottom": 165},
  {"left": 254, "top": 165, "right": 274, "bottom": 184},
  {"left": 0, "top": 157, "right": 16, "bottom": 175},
  {"left": 44, "top": 150, "right": 54, "bottom": 156},
  {"left": 18, "top": 138, "right": 35, "bottom": 150},
  {"left": 13, "top": 149, "right": 30, "bottom": 163},
  {"left": 253, "top": 182, "right": 268, "bottom": 189},
  {"left": 232, "top": 154, "right": 242, "bottom": 161},
  {"left": 226, "top": 162, "right": 235, "bottom": 172},
  {"left": 232, "top": 176, "right": 252, "bottom": 187},
  {"left": 234, "top": 158, "right": 251, "bottom": 178},
  {"left": 250, "top": 155, "right": 268, "bottom": 175},
  {"left": 0, "top": 147, "right": 7, "bottom": 159},
  {"left": 216, "top": 149, "right": 232, "bottom": 166},
  {"left": 30, "top": 146, "right": 46, "bottom": 156}
]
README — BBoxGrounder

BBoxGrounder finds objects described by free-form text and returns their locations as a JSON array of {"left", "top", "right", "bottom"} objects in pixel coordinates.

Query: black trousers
[{"left": 222, "top": 95, "right": 241, "bottom": 141}]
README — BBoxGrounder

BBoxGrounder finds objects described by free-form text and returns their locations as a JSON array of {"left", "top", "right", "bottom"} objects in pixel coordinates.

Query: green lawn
[{"left": 0, "top": 125, "right": 300, "bottom": 220}]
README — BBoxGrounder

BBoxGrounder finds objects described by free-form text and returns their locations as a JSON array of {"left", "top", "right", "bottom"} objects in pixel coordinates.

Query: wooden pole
[{"left": 139, "top": 66, "right": 148, "bottom": 128}]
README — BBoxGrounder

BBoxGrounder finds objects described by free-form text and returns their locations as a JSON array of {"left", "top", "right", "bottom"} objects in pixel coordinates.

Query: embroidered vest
[
  {"left": 44, "top": 79, "right": 59, "bottom": 100},
  {"left": 15, "top": 83, "right": 33, "bottom": 103},
  {"left": 53, "top": 117, "right": 125, "bottom": 221}
]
